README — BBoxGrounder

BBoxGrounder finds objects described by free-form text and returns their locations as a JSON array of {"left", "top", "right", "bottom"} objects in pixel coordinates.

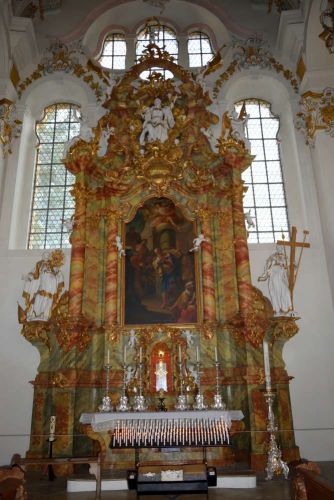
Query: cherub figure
[
  {"left": 189, "top": 233, "right": 208, "bottom": 253},
  {"left": 244, "top": 210, "right": 255, "bottom": 229},
  {"left": 127, "top": 329, "right": 137, "bottom": 349},
  {"left": 115, "top": 235, "right": 126, "bottom": 257},
  {"left": 181, "top": 329, "right": 195, "bottom": 348}
]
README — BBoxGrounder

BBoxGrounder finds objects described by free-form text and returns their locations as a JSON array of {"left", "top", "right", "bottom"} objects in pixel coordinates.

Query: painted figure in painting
[{"left": 124, "top": 198, "right": 198, "bottom": 325}]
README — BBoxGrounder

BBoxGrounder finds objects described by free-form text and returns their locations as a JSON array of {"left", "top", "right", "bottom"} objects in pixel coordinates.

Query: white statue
[
  {"left": 63, "top": 109, "right": 94, "bottom": 156},
  {"left": 97, "top": 125, "right": 114, "bottom": 157},
  {"left": 61, "top": 216, "right": 74, "bottom": 233},
  {"left": 139, "top": 98, "right": 175, "bottom": 145},
  {"left": 244, "top": 210, "right": 255, "bottom": 229},
  {"left": 125, "top": 366, "right": 135, "bottom": 385},
  {"left": 115, "top": 235, "right": 126, "bottom": 257},
  {"left": 189, "top": 233, "right": 208, "bottom": 253},
  {"left": 181, "top": 329, "right": 195, "bottom": 348},
  {"left": 230, "top": 109, "right": 250, "bottom": 149},
  {"left": 188, "top": 364, "right": 199, "bottom": 384},
  {"left": 20, "top": 250, "right": 65, "bottom": 322},
  {"left": 258, "top": 249, "right": 292, "bottom": 315},
  {"left": 127, "top": 329, "right": 137, "bottom": 349}
]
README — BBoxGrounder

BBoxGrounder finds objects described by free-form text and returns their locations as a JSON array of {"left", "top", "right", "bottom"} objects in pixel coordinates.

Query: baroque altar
[{"left": 19, "top": 39, "right": 300, "bottom": 471}]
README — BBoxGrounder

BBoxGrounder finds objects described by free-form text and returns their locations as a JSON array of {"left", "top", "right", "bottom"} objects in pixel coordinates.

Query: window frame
[
  {"left": 187, "top": 30, "right": 214, "bottom": 68},
  {"left": 98, "top": 32, "right": 127, "bottom": 70},
  {"left": 27, "top": 102, "right": 79, "bottom": 250},
  {"left": 235, "top": 98, "right": 290, "bottom": 244}
]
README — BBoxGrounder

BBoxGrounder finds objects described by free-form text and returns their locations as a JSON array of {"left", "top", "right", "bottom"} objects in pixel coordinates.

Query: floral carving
[{"left": 296, "top": 88, "right": 334, "bottom": 146}]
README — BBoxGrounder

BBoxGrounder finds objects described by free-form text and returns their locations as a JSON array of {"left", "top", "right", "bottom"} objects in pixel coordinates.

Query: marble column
[
  {"left": 232, "top": 181, "right": 252, "bottom": 314},
  {"left": 104, "top": 211, "right": 119, "bottom": 326},
  {"left": 69, "top": 166, "right": 87, "bottom": 318},
  {"left": 200, "top": 210, "right": 216, "bottom": 322}
]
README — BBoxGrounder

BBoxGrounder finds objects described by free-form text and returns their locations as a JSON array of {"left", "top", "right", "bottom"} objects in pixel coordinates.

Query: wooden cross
[{"left": 277, "top": 226, "right": 310, "bottom": 308}]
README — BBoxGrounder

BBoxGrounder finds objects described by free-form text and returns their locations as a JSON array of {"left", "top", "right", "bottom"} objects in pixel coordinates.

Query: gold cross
[{"left": 277, "top": 226, "right": 310, "bottom": 308}]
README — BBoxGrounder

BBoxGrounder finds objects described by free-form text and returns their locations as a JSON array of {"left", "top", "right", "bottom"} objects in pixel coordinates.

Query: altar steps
[{"left": 67, "top": 469, "right": 257, "bottom": 493}]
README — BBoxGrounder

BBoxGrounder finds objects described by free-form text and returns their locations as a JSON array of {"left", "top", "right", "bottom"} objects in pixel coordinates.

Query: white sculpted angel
[
  {"left": 63, "top": 109, "right": 94, "bottom": 156},
  {"left": 181, "top": 329, "right": 195, "bottom": 348},
  {"left": 127, "top": 329, "right": 137, "bottom": 349},
  {"left": 244, "top": 210, "right": 255, "bottom": 229},
  {"left": 189, "top": 233, "right": 208, "bottom": 253},
  {"left": 115, "top": 235, "right": 126, "bottom": 257}
]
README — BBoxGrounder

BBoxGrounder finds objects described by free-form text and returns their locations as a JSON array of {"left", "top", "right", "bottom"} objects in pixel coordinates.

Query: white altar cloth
[{"left": 80, "top": 410, "right": 244, "bottom": 433}]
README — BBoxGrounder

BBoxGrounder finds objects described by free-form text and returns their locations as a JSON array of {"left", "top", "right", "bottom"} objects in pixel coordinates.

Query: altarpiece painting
[{"left": 124, "top": 197, "right": 198, "bottom": 325}]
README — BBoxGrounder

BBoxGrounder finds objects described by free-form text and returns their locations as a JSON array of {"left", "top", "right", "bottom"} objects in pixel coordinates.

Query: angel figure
[
  {"left": 244, "top": 210, "right": 255, "bottom": 229},
  {"left": 127, "top": 329, "right": 137, "bottom": 349},
  {"left": 181, "top": 329, "right": 195, "bottom": 348},
  {"left": 115, "top": 235, "right": 126, "bottom": 257},
  {"left": 63, "top": 109, "right": 94, "bottom": 156},
  {"left": 189, "top": 233, "right": 208, "bottom": 253},
  {"left": 97, "top": 125, "right": 114, "bottom": 157}
]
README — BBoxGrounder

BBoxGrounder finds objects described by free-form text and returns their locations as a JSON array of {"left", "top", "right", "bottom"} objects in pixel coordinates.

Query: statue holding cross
[{"left": 258, "top": 226, "right": 310, "bottom": 315}]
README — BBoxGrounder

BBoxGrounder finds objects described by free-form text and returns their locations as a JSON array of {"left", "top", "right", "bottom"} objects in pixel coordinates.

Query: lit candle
[
  {"left": 124, "top": 346, "right": 127, "bottom": 364},
  {"left": 196, "top": 346, "right": 200, "bottom": 362},
  {"left": 214, "top": 347, "right": 218, "bottom": 362},
  {"left": 139, "top": 347, "right": 142, "bottom": 363},
  {"left": 49, "top": 415, "right": 56, "bottom": 441},
  {"left": 263, "top": 340, "right": 271, "bottom": 391},
  {"left": 178, "top": 345, "right": 182, "bottom": 363}
]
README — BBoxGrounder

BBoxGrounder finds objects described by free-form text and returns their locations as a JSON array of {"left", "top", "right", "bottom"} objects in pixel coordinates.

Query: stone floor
[
  {"left": 25, "top": 472, "right": 292, "bottom": 500},
  {"left": 24, "top": 462, "right": 334, "bottom": 500}
]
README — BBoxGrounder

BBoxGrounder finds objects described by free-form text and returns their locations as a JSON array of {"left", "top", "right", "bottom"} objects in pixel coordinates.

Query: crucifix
[{"left": 277, "top": 226, "right": 310, "bottom": 309}]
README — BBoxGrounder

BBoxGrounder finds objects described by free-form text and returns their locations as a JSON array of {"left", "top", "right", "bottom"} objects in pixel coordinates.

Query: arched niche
[{"left": 9, "top": 74, "right": 97, "bottom": 250}]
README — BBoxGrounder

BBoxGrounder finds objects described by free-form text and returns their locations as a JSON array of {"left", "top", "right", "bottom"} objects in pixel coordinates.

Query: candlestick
[
  {"left": 49, "top": 416, "right": 56, "bottom": 441},
  {"left": 263, "top": 340, "right": 271, "bottom": 391}
]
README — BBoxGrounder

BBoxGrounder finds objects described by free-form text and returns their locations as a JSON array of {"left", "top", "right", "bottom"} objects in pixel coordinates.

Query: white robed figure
[
  {"left": 139, "top": 98, "right": 175, "bottom": 145},
  {"left": 21, "top": 250, "right": 65, "bottom": 322},
  {"left": 258, "top": 249, "right": 292, "bottom": 315}
]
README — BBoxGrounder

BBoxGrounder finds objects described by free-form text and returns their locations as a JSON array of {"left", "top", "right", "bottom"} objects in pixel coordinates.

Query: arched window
[
  {"left": 235, "top": 99, "right": 289, "bottom": 243},
  {"left": 187, "top": 31, "right": 213, "bottom": 67},
  {"left": 136, "top": 23, "right": 178, "bottom": 79},
  {"left": 98, "top": 33, "right": 127, "bottom": 70},
  {"left": 28, "top": 103, "right": 79, "bottom": 249}
]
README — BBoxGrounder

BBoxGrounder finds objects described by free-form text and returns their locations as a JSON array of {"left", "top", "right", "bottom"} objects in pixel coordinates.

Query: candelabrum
[
  {"left": 117, "top": 363, "right": 131, "bottom": 412},
  {"left": 133, "top": 361, "right": 147, "bottom": 411},
  {"left": 98, "top": 362, "right": 113, "bottom": 412},
  {"left": 211, "top": 360, "right": 226, "bottom": 410},
  {"left": 264, "top": 389, "right": 289, "bottom": 480},
  {"left": 193, "top": 361, "right": 207, "bottom": 410},
  {"left": 175, "top": 359, "right": 188, "bottom": 411}
]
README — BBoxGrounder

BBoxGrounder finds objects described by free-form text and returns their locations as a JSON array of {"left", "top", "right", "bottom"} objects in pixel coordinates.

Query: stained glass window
[
  {"left": 28, "top": 103, "right": 79, "bottom": 249},
  {"left": 136, "top": 24, "right": 178, "bottom": 79},
  {"left": 187, "top": 31, "right": 213, "bottom": 67},
  {"left": 98, "top": 33, "right": 127, "bottom": 70},
  {"left": 235, "top": 99, "right": 289, "bottom": 243}
]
